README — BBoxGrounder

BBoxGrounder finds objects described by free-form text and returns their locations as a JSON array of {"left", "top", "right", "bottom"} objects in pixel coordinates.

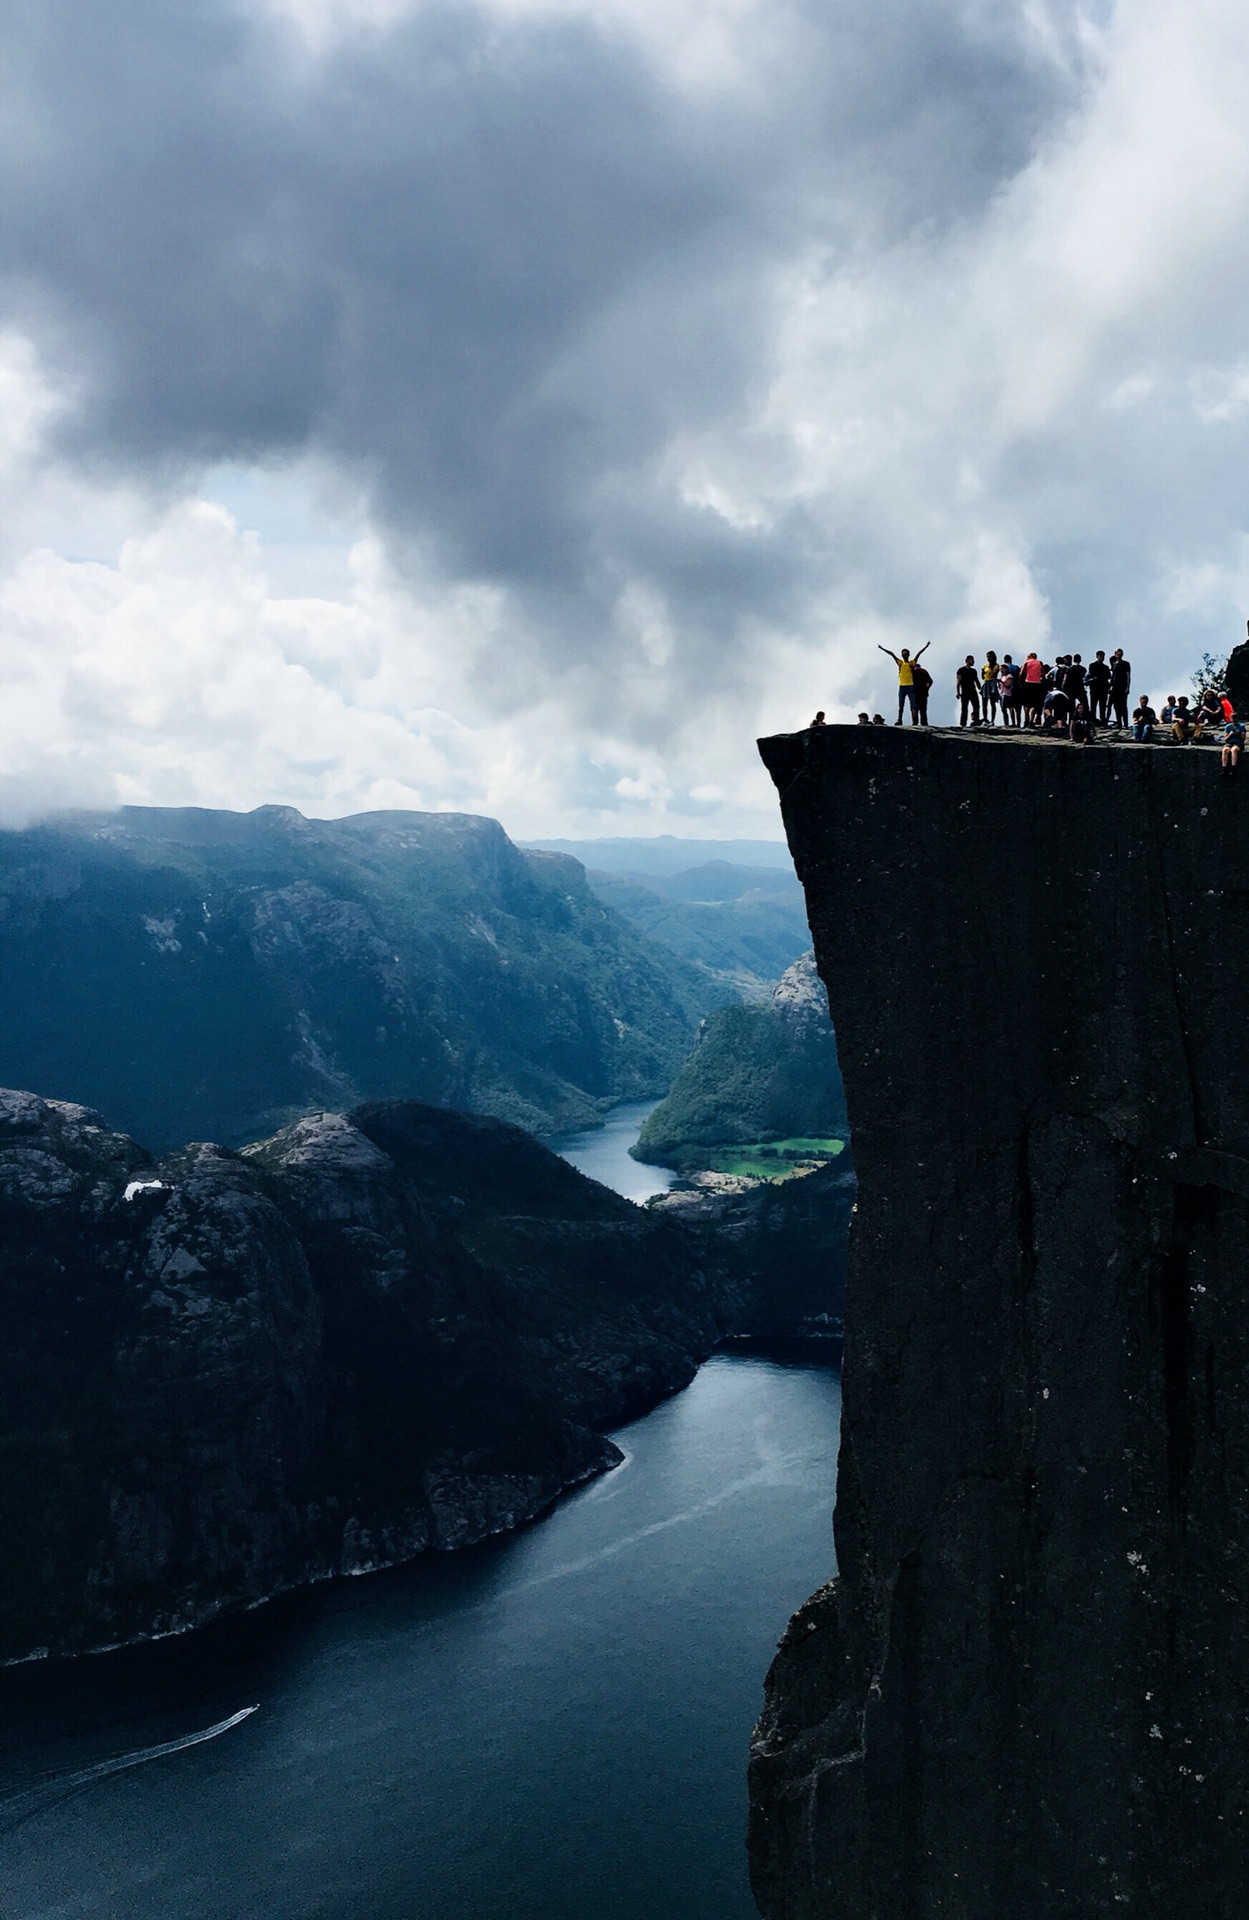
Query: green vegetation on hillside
[
  {"left": 695, "top": 1137, "right": 846, "bottom": 1180},
  {"left": 635, "top": 953, "right": 847, "bottom": 1173}
]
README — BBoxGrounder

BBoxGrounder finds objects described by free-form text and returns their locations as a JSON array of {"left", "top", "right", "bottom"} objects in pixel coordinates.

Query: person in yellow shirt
[{"left": 878, "top": 642, "right": 931, "bottom": 725}]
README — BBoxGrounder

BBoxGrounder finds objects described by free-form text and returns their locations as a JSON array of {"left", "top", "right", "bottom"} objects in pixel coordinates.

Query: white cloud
[{"left": 7, "top": 1, "right": 1249, "bottom": 837}]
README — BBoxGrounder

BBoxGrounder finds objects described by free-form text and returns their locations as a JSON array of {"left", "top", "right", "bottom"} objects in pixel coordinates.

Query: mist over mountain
[
  {"left": 0, "top": 805, "right": 715, "bottom": 1150},
  {"left": 571, "top": 856, "right": 810, "bottom": 1001}
]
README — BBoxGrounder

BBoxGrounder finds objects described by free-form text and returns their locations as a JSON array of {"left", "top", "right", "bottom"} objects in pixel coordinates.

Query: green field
[{"left": 695, "top": 1136, "right": 846, "bottom": 1181}]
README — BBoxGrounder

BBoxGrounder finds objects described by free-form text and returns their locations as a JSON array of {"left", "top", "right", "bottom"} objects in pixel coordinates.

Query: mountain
[
  {"left": 0, "top": 805, "right": 713, "bottom": 1150},
  {"left": 635, "top": 953, "right": 847, "bottom": 1172},
  {"left": 580, "top": 860, "right": 811, "bottom": 1000},
  {"left": 522, "top": 835, "right": 793, "bottom": 875},
  {"left": 0, "top": 1088, "right": 747, "bottom": 1664}
]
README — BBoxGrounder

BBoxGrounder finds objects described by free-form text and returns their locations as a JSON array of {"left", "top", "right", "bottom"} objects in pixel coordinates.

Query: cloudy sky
[{"left": 3, "top": 0, "right": 1249, "bottom": 836}]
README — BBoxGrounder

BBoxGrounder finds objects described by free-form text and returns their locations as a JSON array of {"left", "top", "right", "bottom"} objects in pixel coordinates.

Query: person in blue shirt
[{"left": 1222, "top": 714, "right": 1245, "bottom": 773}]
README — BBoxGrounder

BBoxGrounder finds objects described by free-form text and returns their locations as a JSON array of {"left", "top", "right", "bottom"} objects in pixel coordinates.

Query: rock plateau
[{"left": 749, "top": 725, "right": 1249, "bottom": 1920}]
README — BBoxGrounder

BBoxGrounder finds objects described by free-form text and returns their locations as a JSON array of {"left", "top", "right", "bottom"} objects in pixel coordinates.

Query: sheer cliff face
[{"left": 749, "top": 729, "right": 1249, "bottom": 1920}]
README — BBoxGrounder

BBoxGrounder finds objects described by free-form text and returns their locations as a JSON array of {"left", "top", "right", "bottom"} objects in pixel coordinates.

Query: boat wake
[{"left": 0, "top": 1705, "right": 258, "bottom": 1835}]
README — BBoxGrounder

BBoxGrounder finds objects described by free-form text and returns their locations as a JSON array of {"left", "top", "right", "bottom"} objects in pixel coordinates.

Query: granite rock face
[
  {"left": 748, "top": 727, "right": 1249, "bottom": 1919},
  {"left": 0, "top": 1091, "right": 732, "bottom": 1663}
]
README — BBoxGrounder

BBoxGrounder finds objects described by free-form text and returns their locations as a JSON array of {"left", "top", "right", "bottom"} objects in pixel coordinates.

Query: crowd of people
[{"left": 809, "top": 644, "right": 1249, "bottom": 769}]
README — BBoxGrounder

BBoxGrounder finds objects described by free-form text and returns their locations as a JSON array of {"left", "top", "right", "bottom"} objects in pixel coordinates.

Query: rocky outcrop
[
  {"left": 748, "top": 727, "right": 1249, "bottom": 1919},
  {"left": 636, "top": 953, "right": 847, "bottom": 1170},
  {"left": 650, "top": 1156, "right": 853, "bottom": 1344},
  {"left": 0, "top": 804, "right": 712, "bottom": 1147},
  {"left": 0, "top": 1089, "right": 730, "bottom": 1664}
]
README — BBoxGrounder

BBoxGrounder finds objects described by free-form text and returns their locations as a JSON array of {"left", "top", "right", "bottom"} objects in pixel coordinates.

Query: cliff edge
[{"left": 748, "top": 727, "right": 1249, "bottom": 1918}]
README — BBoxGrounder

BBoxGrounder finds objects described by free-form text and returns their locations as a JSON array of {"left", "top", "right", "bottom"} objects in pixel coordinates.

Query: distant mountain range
[
  {"left": 522, "top": 835, "right": 792, "bottom": 875},
  {"left": 527, "top": 839, "right": 809, "bottom": 1000},
  {"left": 0, "top": 806, "right": 725, "bottom": 1150}
]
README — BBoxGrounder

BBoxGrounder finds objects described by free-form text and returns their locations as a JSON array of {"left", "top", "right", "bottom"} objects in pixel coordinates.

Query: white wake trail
[{"left": 0, "top": 1705, "right": 258, "bottom": 1835}]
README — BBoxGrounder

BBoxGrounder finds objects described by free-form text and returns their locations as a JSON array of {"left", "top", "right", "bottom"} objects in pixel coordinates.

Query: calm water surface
[
  {"left": 552, "top": 1098, "right": 677, "bottom": 1203},
  {"left": 0, "top": 1356, "right": 839, "bottom": 1920}
]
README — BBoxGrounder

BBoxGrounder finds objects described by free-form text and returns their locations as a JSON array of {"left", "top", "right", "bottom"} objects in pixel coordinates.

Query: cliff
[
  {"left": 0, "top": 1090, "right": 729, "bottom": 1663},
  {"left": 748, "top": 727, "right": 1249, "bottom": 1919},
  {"left": 0, "top": 805, "right": 710, "bottom": 1148}
]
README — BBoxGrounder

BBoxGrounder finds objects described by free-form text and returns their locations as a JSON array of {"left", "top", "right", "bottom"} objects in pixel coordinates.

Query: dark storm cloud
[{"left": 1, "top": 0, "right": 1089, "bottom": 717}]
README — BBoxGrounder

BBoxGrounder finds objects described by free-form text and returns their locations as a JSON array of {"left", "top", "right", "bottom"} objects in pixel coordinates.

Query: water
[
  {"left": 0, "top": 1355, "right": 839, "bottom": 1920},
  {"left": 553, "top": 1098, "right": 677, "bottom": 1203}
]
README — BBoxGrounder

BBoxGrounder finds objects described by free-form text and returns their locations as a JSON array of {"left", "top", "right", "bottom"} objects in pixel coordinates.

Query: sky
[{"left": 3, "top": 0, "right": 1249, "bottom": 837}]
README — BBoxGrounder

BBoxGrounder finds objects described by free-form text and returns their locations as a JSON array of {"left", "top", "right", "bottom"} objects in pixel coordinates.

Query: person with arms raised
[{"left": 877, "top": 642, "right": 930, "bottom": 725}]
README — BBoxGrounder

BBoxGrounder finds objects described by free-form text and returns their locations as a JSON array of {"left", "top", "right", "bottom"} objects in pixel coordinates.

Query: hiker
[
  {"left": 1171, "top": 695, "right": 1195, "bottom": 742},
  {"left": 980, "top": 651, "right": 1000, "bottom": 726},
  {"left": 1222, "top": 714, "right": 1245, "bottom": 772},
  {"left": 1086, "top": 650, "right": 1112, "bottom": 725},
  {"left": 1221, "top": 692, "right": 1235, "bottom": 723},
  {"left": 1160, "top": 695, "right": 1178, "bottom": 725},
  {"left": 1132, "top": 697, "right": 1157, "bottom": 742},
  {"left": 1110, "top": 650, "right": 1132, "bottom": 729},
  {"left": 999, "top": 656, "right": 1020, "bottom": 727},
  {"left": 1066, "top": 654, "right": 1087, "bottom": 710},
  {"left": 956, "top": 655, "right": 981, "bottom": 728},
  {"left": 871, "top": 713, "right": 886, "bottom": 725},
  {"left": 1195, "top": 691, "right": 1223, "bottom": 736},
  {"left": 912, "top": 659, "right": 932, "bottom": 726},
  {"left": 1020, "top": 652, "right": 1046, "bottom": 727},
  {"left": 857, "top": 712, "right": 871, "bottom": 725},
  {"left": 1041, "top": 685, "right": 1071, "bottom": 733},
  {"left": 878, "top": 642, "right": 930, "bottom": 725},
  {"left": 810, "top": 711, "right": 827, "bottom": 728}
]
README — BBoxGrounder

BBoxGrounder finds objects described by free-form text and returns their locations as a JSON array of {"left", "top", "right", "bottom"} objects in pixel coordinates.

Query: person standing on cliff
[
  {"left": 912, "top": 659, "right": 932, "bottom": 726},
  {"left": 980, "top": 651, "right": 1000, "bottom": 726},
  {"left": 1019, "top": 652, "right": 1045, "bottom": 727},
  {"left": 878, "top": 642, "right": 930, "bottom": 725},
  {"left": 956, "top": 656, "right": 981, "bottom": 728},
  {"left": 1087, "top": 649, "right": 1112, "bottom": 724},
  {"left": 1110, "top": 649, "right": 1131, "bottom": 729}
]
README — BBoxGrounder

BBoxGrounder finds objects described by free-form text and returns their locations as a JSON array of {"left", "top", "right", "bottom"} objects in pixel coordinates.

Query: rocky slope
[
  {"left": 0, "top": 805, "right": 710, "bottom": 1149},
  {"left": 748, "top": 726, "right": 1249, "bottom": 1919},
  {"left": 0, "top": 1088, "right": 735, "bottom": 1665},
  {"left": 636, "top": 952, "right": 847, "bottom": 1171},
  {"left": 651, "top": 1156, "right": 854, "bottom": 1344}
]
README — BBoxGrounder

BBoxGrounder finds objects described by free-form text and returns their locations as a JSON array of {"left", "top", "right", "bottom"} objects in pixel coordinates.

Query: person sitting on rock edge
[
  {"left": 1132, "top": 698, "right": 1158, "bottom": 743},
  {"left": 1222, "top": 714, "right": 1245, "bottom": 773},
  {"left": 1070, "top": 700, "right": 1095, "bottom": 745},
  {"left": 871, "top": 713, "right": 886, "bottom": 725},
  {"left": 810, "top": 710, "right": 827, "bottom": 728},
  {"left": 1172, "top": 695, "right": 1195, "bottom": 743},
  {"left": 857, "top": 712, "right": 871, "bottom": 725}
]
